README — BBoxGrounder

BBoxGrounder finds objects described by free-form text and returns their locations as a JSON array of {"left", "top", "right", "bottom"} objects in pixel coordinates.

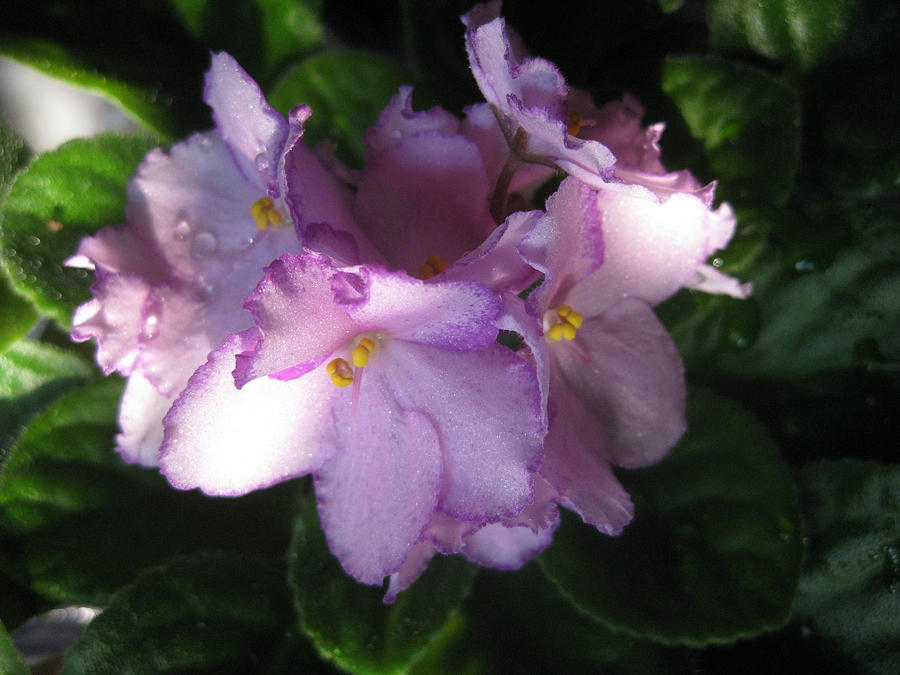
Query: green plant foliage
[
  {"left": 269, "top": 50, "right": 408, "bottom": 166},
  {"left": 717, "top": 227, "right": 900, "bottom": 377},
  {"left": 0, "top": 134, "right": 155, "bottom": 328},
  {"left": 0, "top": 378, "right": 301, "bottom": 605},
  {"left": 0, "top": 340, "right": 92, "bottom": 457},
  {"left": 793, "top": 460, "right": 900, "bottom": 675},
  {"left": 707, "top": 0, "right": 857, "bottom": 71},
  {"left": 0, "top": 619, "right": 28, "bottom": 675},
  {"left": 289, "top": 491, "right": 477, "bottom": 674},
  {"left": 540, "top": 387, "right": 803, "bottom": 645},
  {"left": 0, "top": 41, "right": 175, "bottom": 139},
  {"left": 662, "top": 57, "right": 800, "bottom": 205},
  {"left": 169, "top": 0, "right": 323, "bottom": 83},
  {"left": 412, "top": 564, "right": 691, "bottom": 674},
  {"left": 61, "top": 552, "right": 298, "bottom": 674}
]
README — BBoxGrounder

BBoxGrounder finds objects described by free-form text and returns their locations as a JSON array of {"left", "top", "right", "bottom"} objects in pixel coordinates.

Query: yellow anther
[
  {"left": 416, "top": 255, "right": 449, "bottom": 280},
  {"left": 562, "top": 308, "right": 584, "bottom": 329},
  {"left": 546, "top": 305, "right": 584, "bottom": 341},
  {"left": 326, "top": 358, "right": 353, "bottom": 387},
  {"left": 250, "top": 196, "right": 284, "bottom": 230},
  {"left": 567, "top": 112, "right": 584, "bottom": 137},
  {"left": 351, "top": 336, "right": 376, "bottom": 367},
  {"left": 352, "top": 346, "right": 370, "bottom": 368}
]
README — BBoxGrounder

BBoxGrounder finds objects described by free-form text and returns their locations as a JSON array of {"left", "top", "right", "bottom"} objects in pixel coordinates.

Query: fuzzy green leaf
[
  {"left": 540, "top": 387, "right": 803, "bottom": 645},
  {"left": 662, "top": 57, "right": 800, "bottom": 205},
  {"left": 708, "top": 0, "right": 857, "bottom": 71},
  {"left": 269, "top": 50, "right": 408, "bottom": 166},
  {"left": 289, "top": 491, "right": 476, "bottom": 674},
  {"left": 793, "top": 460, "right": 900, "bottom": 675},
  {"left": 0, "top": 134, "right": 155, "bottom": 327},
  {"left": 62, "top": 552, "right": 298, "bottom": 674}
]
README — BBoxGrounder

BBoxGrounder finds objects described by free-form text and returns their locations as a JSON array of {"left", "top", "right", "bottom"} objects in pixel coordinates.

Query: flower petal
[
  {"left": 354, "top": 131, "right": 493, "bottom": 274},
  {"left": 365, "top": 86, "right": 459, "bottom": 156},
  {"left": 315, "top": 366, "right": 442, "bottom": 584},
  {"left": 341, "top": 267, "right": 502, "bottom": 352},
  {"left": 565, "top": 188, "right": 712, "bottom": 317},
  {"left": 204, "top": 52, "right": 287, "bottom": 190},
  {"left": 235, "top": 253, "right": 357, "bottom": 385},
  {"left": 541, "top": 370, "right": 634, "bottom": 534},
  {"left": 159, "top": 331, "right": 335, "bottom": 495},
  {"left": 519, "top": 177, "right": 603, "bottom": 313},
  {"left": 116, "top": 371, "right": 173, "bottom": 467},
  {"left": 462, "top": 518, "right": 558, "bottom": 570},
  {"left": 553, "top": 299, "right": 686, "bottom": 468},
  {"left": 382, "top": 341, "right": 544, "bottom": 522},
  {"left": 71, "top": 273, "right": 151, "bottom": 376}
]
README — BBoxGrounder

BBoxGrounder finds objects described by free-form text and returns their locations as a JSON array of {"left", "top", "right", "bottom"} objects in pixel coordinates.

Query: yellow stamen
[
  {"left": 326, "top": 358, "right": 353, "bottom": 387},
  {"left": 546, "top": 305, "right": 585, "bottom": 341},
  {"left": 416, "top": 255, "right": 449, "bottom": 280},
  {"left": 328, "top": 337, "right": 378, "bottom": 387},
  {"left": 251, "top": 196, "right": 284, "bottom": 230},
  {"left": 567, "top": 112, "right": 584, "bottom": 137}
]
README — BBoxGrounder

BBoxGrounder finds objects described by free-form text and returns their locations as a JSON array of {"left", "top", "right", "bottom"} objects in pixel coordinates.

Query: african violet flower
[
  {"left": 462, "top": 1, "right": 716, "bottom": 206},
  {"left": 511, "top": 177, "right": 748, "bottom": 533},
  {"left": 159, "top": 251, "right": 544, "bottom": 587},
  {"left": 68, "top": 53, "right": 348, "bottom": 465}
]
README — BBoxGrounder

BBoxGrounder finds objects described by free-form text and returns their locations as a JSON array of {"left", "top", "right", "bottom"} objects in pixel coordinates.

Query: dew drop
[
  {"left": 191, "top": 231, "right": 217, "bottom": 258},
  {"left": 794, "top": 259, "right": 816, "bottom": 273},
  {"left": 192, "top": 277, "right": 214, "bottom": 301},
  {"left": 173, "top": 218, "right": 193, "bottom": 241},
  {"left": 28, "top": 235, "right": 41, "bottom": 246},
  {"left": 254, "top": 152, "right": 270, "bottom": 172},
  {"left": 712, "top": 257, "right": 724, "bottom": 268},
  {"left": 390, "top": 129, "right": 403, "bottom": 140},
  {"left": 142, "top": 314, "right": 160, "bottom": 340}
]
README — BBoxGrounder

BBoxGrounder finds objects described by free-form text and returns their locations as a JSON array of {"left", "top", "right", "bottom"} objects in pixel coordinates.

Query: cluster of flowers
[{"left": 69, "top": 2, "right": 748, "bottom": 599}]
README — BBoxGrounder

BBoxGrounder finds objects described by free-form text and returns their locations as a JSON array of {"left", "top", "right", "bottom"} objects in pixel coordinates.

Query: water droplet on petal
[
  {"left": 142, "top": 314, "right": 160, "bottom": 340},
  {"left": 191, "top": 231, "right": 217, "bottom": 258},
  {"left": 173, "top": 218, "right": 193, "bottom": 241},
  {"left": 254, "top": 152, "right": 270, "bottom": 173},
  {"left": 192, "top": 277, "right": 214, "bottom": 301}
]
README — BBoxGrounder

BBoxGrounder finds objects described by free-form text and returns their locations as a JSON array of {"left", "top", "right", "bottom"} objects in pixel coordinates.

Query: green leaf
[
  {"left": 62, "top": 552, "right": 298, "bottom": 674},
  {"left": 0, "top": 282, "right": 38, "bottom": 354},
  {"left": 169, "top": 0, "right": 323, "bottom": 82},
  {"left": 0, "top": 618, "right": 28, "bottom": 675},
  {"left": 0, "top": 40, "right": 176, "bottom": 139},
  {"left": 0, "top": 134, "right": 155, "bottom": 328},
  {"left": 540, "top": 387, "right": 803, "bottom": 646},
  {"left": 662, "top": 57, "right": 800, "bottom": 205},
  {"left": 269, "top": 50, "right": 408, "bottom": 167},
  {"left": 794, "top": 460, "right": 900, "bottom": 675},
  {"left": 717, "top": 227, "right": 900, "bottom": 377},
  {"left": 289, "top": 491, "right": 476, "bottom": 674},
  {"left": 413, "top": 564, "right": 690, "bottom": 675},
  {"left": 0, "top": 339, "right": 92, "bottom": 458},
  {"left": 0, "top": 377, "right": 301, "bottom": 604},
  {"left": 0, "top": 118, "right": 28, "bottom": 196},
  {"left": 658, "top": 0, "right": 684, "bottom": 12},
  {"left": 708, "top": 0, "right": 857, "bottom": 72}
]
